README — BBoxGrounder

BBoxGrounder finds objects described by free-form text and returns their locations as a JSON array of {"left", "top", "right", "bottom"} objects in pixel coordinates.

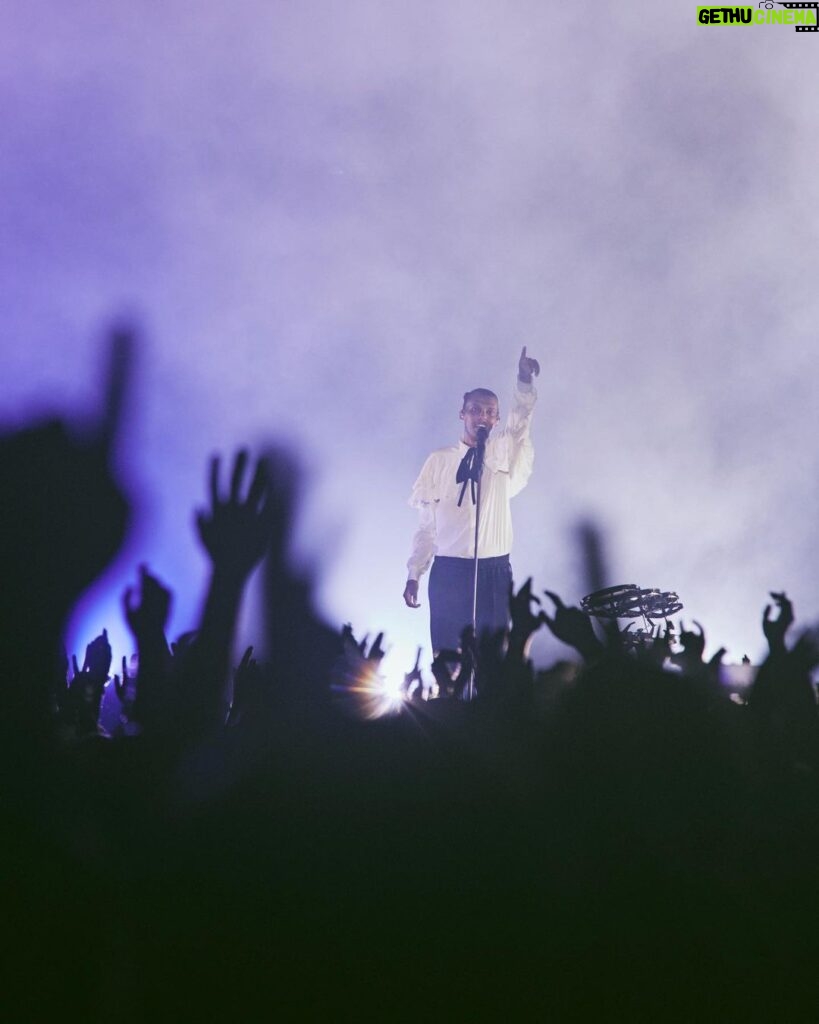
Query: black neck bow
[{"left": 456, "top": 445, "right": 484, "bottom": 507}]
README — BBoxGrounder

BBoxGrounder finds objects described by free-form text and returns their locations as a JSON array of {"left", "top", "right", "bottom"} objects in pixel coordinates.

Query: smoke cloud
[{"left": 1, "top": 2, "right": 816, "bottom": 672}]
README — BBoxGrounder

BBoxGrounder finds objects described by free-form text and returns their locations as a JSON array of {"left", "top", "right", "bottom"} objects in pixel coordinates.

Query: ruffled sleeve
[{"left": 408, "top": 453, "right": 440, "bottom": 508}]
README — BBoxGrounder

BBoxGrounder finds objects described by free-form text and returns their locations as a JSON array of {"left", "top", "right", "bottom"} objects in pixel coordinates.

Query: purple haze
[{"left": 1, "top": 2, "right": 817, "bottom": 677}]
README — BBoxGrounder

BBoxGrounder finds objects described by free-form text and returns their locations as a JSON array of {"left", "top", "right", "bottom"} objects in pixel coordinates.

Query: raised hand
[
  {"left": 123, "top": 565, "right": 172, "bottom": 640},
  {"left": 121, "top": 567, "right": 174, "bottom": 734},
  {"left": 0, "top": 327, "right": 132, "bottom": 735},
  {"left": 366, "top": 632, "right": 386, "bottom": 663},
  {"left": 542, "top": 590, "right": 603, "bottom": 661},
  {"left": 508, "top": 578, "right": 546, "bottom": 661},
  {"left": 113, "top": 655, "right": 131, "bottom": 703},
  {"left": 179, "top": 451, "right": 274, "bottom": 737},
  {"left": 510, "top": 578, "right": 545, "bottom": 636},
  {"left": 762, "top": 591, "right": 794, "bottom": 656},
  {"left": 403, "top": 647, "right": 424, "bottom": 700},
  {"left": 82, "top": 629, "right": 113, "bottom": 679},
  {"left": 644, "top": 621, "right": 675, "bottom": 669},
  {"left": 518, "top": 345, "right": 541, "bottom": 384},
  {"left": 67, "top": 629, "right": 112, "bottom": 734},
  {"left": 196, "top": 450, "right": 274, "bottom": 581},
  {"left": 674, "top": 619, "right": 706, "bottom": 672}
]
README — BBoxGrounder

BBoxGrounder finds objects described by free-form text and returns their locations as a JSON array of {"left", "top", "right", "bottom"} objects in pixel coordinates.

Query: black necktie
[{"left": 456, "top": 446, "right": 482, "bottom": 507}]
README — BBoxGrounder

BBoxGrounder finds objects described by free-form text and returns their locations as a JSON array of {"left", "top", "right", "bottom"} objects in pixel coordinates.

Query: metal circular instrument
[{"left": 581, "top": 584, "right": 683, "bottom": 651}]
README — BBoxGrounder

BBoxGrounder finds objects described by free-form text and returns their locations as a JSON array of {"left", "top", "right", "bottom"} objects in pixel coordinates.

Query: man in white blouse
[{"left": 403, "top": 346, "right": 540, "bottom": 654}]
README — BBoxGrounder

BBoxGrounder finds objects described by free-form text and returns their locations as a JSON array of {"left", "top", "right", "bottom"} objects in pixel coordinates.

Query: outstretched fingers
[
  {"left": 246, "top": 457, "right": 270, "bottom": 511},
  {"left": 230, "top": 449, "right": 249, "bottom": 504},
  {"left": 209, "top": 454, "right": 221, "bottom": 511}
]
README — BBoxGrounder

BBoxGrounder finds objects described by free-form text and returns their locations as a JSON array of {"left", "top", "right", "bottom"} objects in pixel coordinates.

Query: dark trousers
[{"left": 428, "top": 554, "right": 512, "bottom": 654}]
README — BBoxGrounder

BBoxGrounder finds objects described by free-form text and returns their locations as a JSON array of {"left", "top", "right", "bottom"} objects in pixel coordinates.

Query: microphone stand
[{"left": 467, "top": 428, "right": 487, "bottom": 701}]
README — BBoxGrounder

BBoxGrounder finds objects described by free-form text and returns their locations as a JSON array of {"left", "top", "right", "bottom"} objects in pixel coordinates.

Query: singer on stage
[{"left": 403, "top": 346, "right": 540, "bottom": 654}]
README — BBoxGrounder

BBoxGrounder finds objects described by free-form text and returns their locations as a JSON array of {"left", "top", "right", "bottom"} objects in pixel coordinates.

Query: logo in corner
[{"left": 697, "top": 2, "right": 819, "bottom": 31}]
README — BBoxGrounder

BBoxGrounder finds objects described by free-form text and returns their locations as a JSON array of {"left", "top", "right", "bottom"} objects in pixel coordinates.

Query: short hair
[{"left": 461, "top": 387, "right": 499, "bottom": 410}]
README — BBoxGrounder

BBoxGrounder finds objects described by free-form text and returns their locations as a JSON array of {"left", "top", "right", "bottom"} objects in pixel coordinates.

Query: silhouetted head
[{"left": 460, "top": 388, "right": 499, "bottom": 447}]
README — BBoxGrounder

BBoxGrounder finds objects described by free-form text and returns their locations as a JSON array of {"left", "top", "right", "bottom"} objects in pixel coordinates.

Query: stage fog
[{"left": 1, "top": 2, "right": 817, "bottom": 676}]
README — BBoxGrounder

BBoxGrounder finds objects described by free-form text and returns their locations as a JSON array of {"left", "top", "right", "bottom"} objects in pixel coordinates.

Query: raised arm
[
  {"left": 123, "top": 565, "right": 173, "bottom": 734},
  {"left": 504, "top": 346, "right": 540, "bottom": 496},
  {"left": 762, "top": 591, "right": 794, "bottom": 657},
  {"left": 0, "top": 326, "right": 132, "bottom": 738},
  {"left": 518, "top": 345, "right": 540, "bottom": 385},
  {"left": 185, "top": 449, "right": 275, "bottom": 734}
]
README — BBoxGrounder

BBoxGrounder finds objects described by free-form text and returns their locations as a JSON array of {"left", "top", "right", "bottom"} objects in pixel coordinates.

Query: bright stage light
[{"left": 330, "top": 653, "right": 408, "bottom": 721}]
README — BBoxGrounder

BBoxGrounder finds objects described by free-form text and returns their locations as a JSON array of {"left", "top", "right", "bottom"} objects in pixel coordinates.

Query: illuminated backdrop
[{"left": 1, "top": 2, "right": 817, "bottom": 676}]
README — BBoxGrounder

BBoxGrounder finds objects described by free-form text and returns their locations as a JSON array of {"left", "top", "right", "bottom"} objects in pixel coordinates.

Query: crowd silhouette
[{"left": 2, "top": 328, "right": 819, "bottom": 1018}]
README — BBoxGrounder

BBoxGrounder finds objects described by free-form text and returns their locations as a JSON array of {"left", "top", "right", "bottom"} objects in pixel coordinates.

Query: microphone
[{"left": 476, "top": 425, "right": 488, "bottom": 446}]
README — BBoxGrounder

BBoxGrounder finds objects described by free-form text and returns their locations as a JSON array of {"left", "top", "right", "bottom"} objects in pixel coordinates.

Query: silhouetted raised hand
[
  {"left": 636, "top": 621, "right": 675, "bottom": 669},
  {"left": 402, "top": 647, "right": 425, "bottom": 701},
  {"left": 339, "top": 625, "right": 385, "bottom": 665},
  {"left": 762, "top": 591, "right": 794, "bottom": 656},
  {"left": 81, "top": 630, "right": 113, "bottom": 678},
  {"left": 677, "top": 620, "right": 705, "bottom": 668},
  {"left": 184, "top": 450, "right": 276, "bottom": 736},
  {"left": 110, "top": 655, "right": 140, "bottom": 735},
  {"left": 750, "top": 613, "right": 819, "bottom": 776},
  {"left": 503, "top": 578, "right": 546, "bottom": 701},
  {"left": 542, "top": 590, "right": 604, "bottom": 662},
  {"left": 673, "top": 619, "right": 726, "bottom": 688},
  {"left": 366, "top": 632, "right": 386, "bottom": 664},
  {"left": 122, "top": 566, "right": 173, "bottom": 735},
  {"left": 124, "top": 565, "right": 172, "bottom": 641},
  {"left": 0, "top": 326, "right": 133, "bottom": 737},
  {"left": 508, "top": 578, "right": 546, "bottom": 658},
  {"left": 66, "top": 630, "right": 112, "bottom": 735},
  {"left": 196, "top": 450, "right": 274, "bottom": 582},
  {"left": 113, "top": 655, "right": 130, "bottom": 704}
]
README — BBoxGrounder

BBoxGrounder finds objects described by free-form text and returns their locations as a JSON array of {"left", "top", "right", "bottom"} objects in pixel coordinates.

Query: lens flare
[{"left": 330, "top": 650, "right": 408, "bottom": 720}]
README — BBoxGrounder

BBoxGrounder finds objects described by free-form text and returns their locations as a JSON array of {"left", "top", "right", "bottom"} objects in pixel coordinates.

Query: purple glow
[{"left": 1, "top": 3, "right": 817, "bottom": 675}]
